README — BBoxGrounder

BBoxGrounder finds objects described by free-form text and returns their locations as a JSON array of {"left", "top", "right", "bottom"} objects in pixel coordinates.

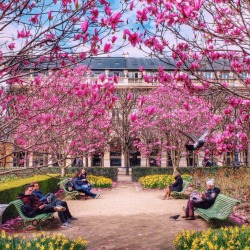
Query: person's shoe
[
  {"left": 54, "top": 205, "right": 66, "bottom": 212},
  {"left": 182, "top": 216, "right": 189, "bottom": 218},
  {"left": 61, "top": 222, "right": 72, "bottom": 228},
  {"left": 68, "top": 217, "right": 78, "bottom": 221},
  {"left": 185, "top": 217, "right": 196, "bottom": 220},
  {"left": 95, "top": 194, "right": 100, "bottom": 199}
]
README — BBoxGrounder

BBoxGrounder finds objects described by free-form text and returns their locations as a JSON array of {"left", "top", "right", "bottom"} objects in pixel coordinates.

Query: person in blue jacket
[{"left": 72, "top": 171, "right": 100, "bottom": 199}]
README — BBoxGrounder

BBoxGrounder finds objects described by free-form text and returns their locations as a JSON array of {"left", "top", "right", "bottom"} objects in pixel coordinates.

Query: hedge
[
  {"left": 0, "top": 166, "right": 118, "bottom": 182},
  {"left": 131, "top": 166, "right": 249, "bottom": 182}
]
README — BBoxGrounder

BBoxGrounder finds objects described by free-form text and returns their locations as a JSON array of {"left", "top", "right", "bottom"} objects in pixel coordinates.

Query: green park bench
[
  {"left": 58, "top": 179, "right": 81, "bottom": 199},
  {"left": 194, "top": 194, "right": 240, "bottom": 221},
  {"left": 9, "top": 200, "right": 54, "bottom": 230},
  {"left": 171, "top": 180, "right": 190, "bottom": 198}
]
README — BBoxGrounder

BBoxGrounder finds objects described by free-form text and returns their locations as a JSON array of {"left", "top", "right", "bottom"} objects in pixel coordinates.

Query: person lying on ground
[
  {"left": 72, "top": 170, "right": 100, "bottom": 199},
  {"left": 183, "top": 179, "right": 220, "bottom": 220},
  {"left": 31, "top": 182, "right": 77, "bottom": 221},
  {"left": 162, "top": 171, "right": 183, "bottom": 200},
  {"left": 17, "top": 184, "right": 73, "bottom": 227}
]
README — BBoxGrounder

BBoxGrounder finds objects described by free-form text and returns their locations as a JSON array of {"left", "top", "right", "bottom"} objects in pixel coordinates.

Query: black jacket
[{"left": 170, "top": 175, "right": 183, "bottom": 192}]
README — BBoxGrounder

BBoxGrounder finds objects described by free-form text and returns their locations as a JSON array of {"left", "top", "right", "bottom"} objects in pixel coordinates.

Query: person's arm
[{"left": 201, "top": 190, "right": 217, "bottom": 202}]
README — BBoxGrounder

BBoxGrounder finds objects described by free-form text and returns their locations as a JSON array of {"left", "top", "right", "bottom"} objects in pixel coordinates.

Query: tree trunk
[{"left": 124, "top": 150, "right": 130, "bottom": 175}]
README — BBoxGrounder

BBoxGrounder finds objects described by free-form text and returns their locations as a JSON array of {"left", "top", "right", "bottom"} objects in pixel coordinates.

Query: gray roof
[{"left": 82, "top": 57, "right": 175, "bottom": 70}]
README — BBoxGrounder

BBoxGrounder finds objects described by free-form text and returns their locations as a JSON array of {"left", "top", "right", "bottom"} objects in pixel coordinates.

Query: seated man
[
  {"left": 183, "top": 179, "right": 220, "bottom": 220},
  {"left": 72, "top": 171, "right": 100, "bottom": 199},
  {"left": 18, "top": 184, "right": 72, "bottom": 227},
  {"left": 31, "top": 182, "right": 77, "bottom": 221}
]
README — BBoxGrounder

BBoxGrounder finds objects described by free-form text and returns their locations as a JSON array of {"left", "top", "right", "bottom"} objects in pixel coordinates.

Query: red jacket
[{"left": 17, "top": 193, "right": 44, "bottom": 211}]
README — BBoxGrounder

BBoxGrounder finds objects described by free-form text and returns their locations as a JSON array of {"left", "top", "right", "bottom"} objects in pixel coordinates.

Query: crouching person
[{"left": 18, "top": 184, "right": 72, "bottom": 228}]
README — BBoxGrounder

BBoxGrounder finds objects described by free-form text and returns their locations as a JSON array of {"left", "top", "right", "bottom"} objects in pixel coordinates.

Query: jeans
[
  {"left": 82, "top": 184, "right": 92, "bottom": 191},
  {"left": 38, "top": 200, "right": 68, "bottom": 223},
  {"left": 77, "top": 186, "right": 97, "bottom": 198}
]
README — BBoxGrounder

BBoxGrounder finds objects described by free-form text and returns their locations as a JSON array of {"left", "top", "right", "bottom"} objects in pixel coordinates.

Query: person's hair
[
  {"left": 173, "top": 171, "right": 180, "bottom": 177},
  {"left": 74, "top": 170, "right": 81, "bottom": 177},
  {"left": 30, "top": 182, "right": 38, "bottom": 187},
  {"left": 24, "top": 184, "right": 32, "bottom": 192}
]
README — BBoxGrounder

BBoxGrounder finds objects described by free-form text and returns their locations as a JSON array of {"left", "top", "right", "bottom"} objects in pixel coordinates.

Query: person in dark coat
[
  {"left": 183, "top": 179, "right": 220, "bottom": 220},
  {"left": 17, "top": 184, "right": 72, "bottom": 228},
  {"left": 162, "top": 172, "right": 183, "bottom": 200}
]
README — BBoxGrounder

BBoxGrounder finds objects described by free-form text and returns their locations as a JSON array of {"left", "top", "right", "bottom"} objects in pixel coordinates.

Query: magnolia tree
[
  {"left": 110, "top": 88, "right": 144, "bottom": 175},
  {"left": 121, "top": 0, "right": 250, "bottom": 164},
  {"left": 131, "top": 85, "right": 217, "bottom": 170},
  {"left": 7, "top": 66, "right": 116, "bottom": 175}
]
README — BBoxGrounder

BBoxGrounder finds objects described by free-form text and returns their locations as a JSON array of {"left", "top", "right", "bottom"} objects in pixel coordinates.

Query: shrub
[
  {"left": 138, "top": 174, "right": 192, "bottom": 189},
  {"left": 87, "top": 175, "right": 112, "bottom": 188},
  {"left": 0, "top": 230, "right": 87, "bottom": 250},
  {"left": 174, "top": 225, "right": 250, "bottom": 250}
]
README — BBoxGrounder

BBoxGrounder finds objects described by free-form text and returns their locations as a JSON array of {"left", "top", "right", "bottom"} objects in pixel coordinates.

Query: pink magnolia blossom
[
  {"left": 130, "top": 113, "right": 137, "bottom": 122},
  {"left": 17, "top": 29, "right": 31, "bottom": 38},
  {"left": 123, "top": 29, "right": 142, "bottom": 47},
  {"left": 48, "top": 11, "right": 52, "bottom": 20},
  {"left": 8, "top": 43, "right": 15, "bottom": 50},
  {"left": 28, "top": 14, "right": 39, "bottom": 24},
  {"left": 103, "top": 43, "right": 111, "bottom": 53},
  {"left": 81, "top": 20, "right": 88, "bottom": 33}
]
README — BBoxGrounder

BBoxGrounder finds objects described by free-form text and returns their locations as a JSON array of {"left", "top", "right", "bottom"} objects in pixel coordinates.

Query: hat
[{"left": 206, "top": 179, "right": 215, "bottom": 186}]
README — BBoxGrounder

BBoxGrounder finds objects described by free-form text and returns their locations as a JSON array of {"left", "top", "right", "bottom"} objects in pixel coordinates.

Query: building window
[
  {"left": 240, "top": 72, "right": 247, "bottom": 79},
  {"left": 221, "top": 72, "right": 229, "bottom": 79},
  {"left": 203, "top": 72, "right": 212, "bottom": 79},
  {"left": 128, "top": 72, "right": 139, "bottom": 78}
]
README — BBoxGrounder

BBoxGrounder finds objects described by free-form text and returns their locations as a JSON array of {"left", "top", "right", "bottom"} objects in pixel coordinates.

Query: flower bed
[
  {"left": 138, "top": 174, "right": 192, "bottom": 189},
  {"left": 87, "top": 175, "right": 112, "bottom": 188},
  {"left": 174, "top": 225, "right": 250, "bottom": 250},
  {"left": 0, "top": 230, "right": 87, "bottom": 250}
]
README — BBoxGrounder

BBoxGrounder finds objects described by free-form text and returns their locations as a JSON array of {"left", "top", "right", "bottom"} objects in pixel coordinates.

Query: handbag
[{"left": 190, "top": 190, "right": 203, "bottom": 203}]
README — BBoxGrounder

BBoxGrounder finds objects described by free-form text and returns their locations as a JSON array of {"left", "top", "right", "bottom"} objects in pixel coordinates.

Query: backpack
[{"left": 64, "top": 180, "right": 74, "bottom": 192}]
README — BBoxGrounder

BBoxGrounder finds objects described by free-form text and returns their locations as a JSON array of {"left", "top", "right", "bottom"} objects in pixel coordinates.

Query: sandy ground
[
  {"left": 39, "top": 174, "right": 209, "bottom": 250},
  {"left": 15, "top": 174, "right": 210, "bottom": 250}
]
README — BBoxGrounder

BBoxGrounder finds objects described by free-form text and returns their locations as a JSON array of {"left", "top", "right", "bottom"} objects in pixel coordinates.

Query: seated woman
[
  {"left": 79, "top": 168, "right": 93, "bottom": 191},
  {"left": 162, "top": 172, "right": 183, "bottom": 200},
  {"left": 183, "top": 179, "right": 220, "bottom": 220},
  {"left": 72, "top": 171, "right": 100, "bottom": 199}
]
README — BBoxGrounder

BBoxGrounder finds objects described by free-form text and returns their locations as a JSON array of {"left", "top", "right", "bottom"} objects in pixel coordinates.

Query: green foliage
[
  {"left": 0, "top": 175, "right": 59, "bottom": 222},
  {"left": 0, "top": 230, "right": 87, "bottom": 250},
  {"left": 138, "top": 174, "right": 192, "bottom": 189},
  {"left": 174, "top": 225, "right": 250, "bottom": 250},
  {"left": 87, "top": 175, "right": 112, "bottom": 188}
]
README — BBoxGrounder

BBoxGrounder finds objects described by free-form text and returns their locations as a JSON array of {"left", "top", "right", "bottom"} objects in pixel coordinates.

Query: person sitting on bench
[
  {"left": 31, "top": 182, "right": 77, "bottom": 221},
  {"left": 79, "top": 168, "right": 93, "bottom": 191},
  {"left": 183, "top": 179, "right": 220, "bottom": 220},
  {"left": 72, "top": 171, "right": 100, "bottom": 199},
  {"left": 162, "top": 172, "right": 183, "bottom": 200},
  {"left": 18, "top": 184, "right": 72, "bottom": 228}
]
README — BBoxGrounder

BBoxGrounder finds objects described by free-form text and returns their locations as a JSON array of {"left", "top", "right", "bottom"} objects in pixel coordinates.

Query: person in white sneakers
[{"left": 18, "top": 184, "right": 72, "bottom": 228}]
